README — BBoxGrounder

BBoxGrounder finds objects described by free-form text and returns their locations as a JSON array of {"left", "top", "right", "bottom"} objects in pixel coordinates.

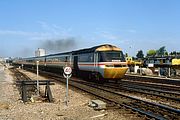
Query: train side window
[
  {"left": 79, "top": 53, "right": 94, "bottom": 62},
  {"left": 89, "top": 56, "right": 93, "bottom": 62},
  {"left": 88, "top": 53, "right": 94, "bottom": 62},
  {"left": 65, "top": 57, "right": 67, "bottom": 62}
]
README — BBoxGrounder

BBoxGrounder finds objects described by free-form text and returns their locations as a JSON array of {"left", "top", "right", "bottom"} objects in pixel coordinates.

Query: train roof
[
  {"left": 46, "top": 51, "right": 72, "bottom": 57},
  {"left": 72, "top": 44, "right": 121, "bottom": 54},
  {"left": 46, "top": 44, "right": 122, "bottom": 56},
  {"left": 18, "top": 44, "right": 122, "bottom": 60}
]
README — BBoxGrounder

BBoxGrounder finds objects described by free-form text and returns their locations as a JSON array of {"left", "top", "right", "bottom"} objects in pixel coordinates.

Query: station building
[{"left": 35, "top": 48, "right": 46, "bottom": 57}]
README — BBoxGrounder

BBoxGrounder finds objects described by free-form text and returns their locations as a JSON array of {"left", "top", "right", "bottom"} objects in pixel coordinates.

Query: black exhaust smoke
[{"left": 40, "top": 37, "right": 77, "bottom": 53}]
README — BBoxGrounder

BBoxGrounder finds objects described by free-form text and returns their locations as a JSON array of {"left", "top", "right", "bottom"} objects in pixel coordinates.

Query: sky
[{"left": 0, "top": 0, "right": 180, "bottom": 58}]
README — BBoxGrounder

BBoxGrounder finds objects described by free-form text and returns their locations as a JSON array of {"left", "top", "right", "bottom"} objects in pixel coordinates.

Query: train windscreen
[{"left": 99, "top": 51, "right": 125, "bottom": 62}]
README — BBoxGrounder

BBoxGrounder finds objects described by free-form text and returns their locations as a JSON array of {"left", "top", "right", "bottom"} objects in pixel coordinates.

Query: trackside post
[
  {"left": 63, "top": 66, "right": 72, "bottom": 106},
  {"left": 36, "top": 61, "right": 40, "bottom": 96}
]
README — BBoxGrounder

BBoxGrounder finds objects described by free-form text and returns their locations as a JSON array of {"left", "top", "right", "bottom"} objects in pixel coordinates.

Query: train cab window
[{"left": 98, "top": 51, "right": 125, "bottom": 62}]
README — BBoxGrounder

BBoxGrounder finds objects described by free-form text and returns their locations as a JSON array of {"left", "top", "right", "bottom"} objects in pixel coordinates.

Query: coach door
[
  {"left": 73, "top": 56, "right": 79, "bottom": 76},
  {"left": 94, "top": 52, "right": 99, "bottom": 71},
  {"left": 94, "top": 52, "right": 101, "bottom": 80}
]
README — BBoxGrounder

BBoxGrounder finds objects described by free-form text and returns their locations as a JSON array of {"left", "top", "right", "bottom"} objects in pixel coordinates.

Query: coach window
[
  {"left": 47, "top": 58, "right": 52, "bottom": 62},
  {"left": 79, "top": 53, "right": 93, "bottom": 62},
  {"left": 88, "top": 53, "right": 94, "bottom": 62},
  {"left": 65, "top": 56, "right": 67, "bottom": 62},
  {"left": 89, "top": 55, "right": 93, "bottom": 62}
]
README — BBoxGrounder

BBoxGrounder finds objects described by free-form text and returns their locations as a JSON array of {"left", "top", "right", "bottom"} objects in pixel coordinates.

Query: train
[{"left": 13, "top": 44, "right": 128, "bottom": 81}]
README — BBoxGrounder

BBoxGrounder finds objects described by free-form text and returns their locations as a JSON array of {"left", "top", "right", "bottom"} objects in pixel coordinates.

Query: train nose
[{"left": 104, "top": 67, "right": 128, "bottom": 79}]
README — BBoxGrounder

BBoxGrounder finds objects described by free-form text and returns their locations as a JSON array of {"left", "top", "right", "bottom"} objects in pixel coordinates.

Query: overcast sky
[{"left": 0, "top": 0, "right": 180, "bottom": 57}]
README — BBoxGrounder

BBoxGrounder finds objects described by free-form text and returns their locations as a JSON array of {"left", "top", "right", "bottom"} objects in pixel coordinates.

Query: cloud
[
  {"left": 37, "top": 21, "right": 58, "bottom": 34},
  {"left": 92, "top": 27, "right": 137, "bottom": 44},
  {"left": 93, "top": 31, "right": 127, "bottom": 44},
  {"left": 0, "top": 22, "right": 77, "bottom": 57},
  {"left": 37, "top": 21, "right": 72, "bottom": 37},
  {"left": 100, "top": 31, "right": 119, "bottom": 40},
  {"left": 0, "top": 21, "right": 73, "bottom": 40},
  {"left": 15, "top": 48, "right": 34, "bottom": 57},
  {"left": 0, "top": 29, "right": 56, "bottom": 42},
  {"left": 0, "top": 30, "right": 39, "bottom": 36},
  {"left": 0, "top": 21, "right": 138, "bottom": 57}
]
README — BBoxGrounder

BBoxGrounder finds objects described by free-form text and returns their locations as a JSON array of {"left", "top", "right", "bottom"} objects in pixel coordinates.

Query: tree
[
  {"left": 164, "top": 51, "right": 168, "bottom": 56},
  {"left": 147, "top": 49, "right": 156, "bottom": 57},
  {"left": 170, "top": 51, "right": 177, "bottom": 56},
  {"left": 125, "top": 53, "right": 128, "bottom": 57},
  {"left": 136, "top": 50, "right": 144, "bottom": 59},
  {"left": 156, "top": 46, "right": 167, "bottom": 56}
]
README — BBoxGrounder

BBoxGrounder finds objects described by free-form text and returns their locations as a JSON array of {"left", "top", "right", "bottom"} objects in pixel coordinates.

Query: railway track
[
  {"left": 21, "top": 68, "right": 180, "bottom": 120},
  {"left": 119, "top": 80, "right": 180, "bottom": 93},
  {"left": 125, "top": 74, "right": 180, "bottom": 86},
  {"left": 52, "top": 75, "right": 180, "bottom": 119},
  {"left": 9, "top": 67, "right": 32, "bottom": 80},
  {"left": 104, "top": 81, "right": 180, "bottom": 108},
  {"left": 9, "top": 67, "right": 38, "bottom": 101}
]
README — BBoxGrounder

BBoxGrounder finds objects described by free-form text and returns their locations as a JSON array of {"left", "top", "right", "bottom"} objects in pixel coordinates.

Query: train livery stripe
[
  {"left": 78, "top": 63, "right": 127, "bottom": 66},
  {"left": 78, "top": 63, "right": 104, "bottom": 66}
]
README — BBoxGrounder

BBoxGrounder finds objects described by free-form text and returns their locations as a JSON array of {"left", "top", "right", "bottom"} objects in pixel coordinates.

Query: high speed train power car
[{"left": 13, "top": 44, "right": 128, "bottom": 81}]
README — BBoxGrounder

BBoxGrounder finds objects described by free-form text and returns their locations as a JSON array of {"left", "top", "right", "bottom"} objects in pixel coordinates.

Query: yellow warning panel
[{"left": 172, "top": 59, "right": 180, "bottom": 65}]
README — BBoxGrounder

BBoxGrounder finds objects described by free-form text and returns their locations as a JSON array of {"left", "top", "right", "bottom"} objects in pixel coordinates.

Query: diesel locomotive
[{"left": 13, "top": 44, "right": 128, "bottom": 81}]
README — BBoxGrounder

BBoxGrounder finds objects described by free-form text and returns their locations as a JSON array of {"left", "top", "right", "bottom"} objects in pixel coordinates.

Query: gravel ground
[{"left": 0, "top": 64, "right": 141, "bottom": 120}]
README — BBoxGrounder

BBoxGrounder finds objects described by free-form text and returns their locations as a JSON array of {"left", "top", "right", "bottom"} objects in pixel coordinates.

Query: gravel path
[{"left": 0, "top": 64, "right": 141, "bottom": 120}]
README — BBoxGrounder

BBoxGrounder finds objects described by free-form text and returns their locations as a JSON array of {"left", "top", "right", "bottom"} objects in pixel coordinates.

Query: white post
[
  {"left": 21, "top": 64, "right": 24, "bottom": 69},
  {"left": 168, "top": 67, "right": 171, "bottom": 77},
  {"left": 63, "top": 66, "right": 72, "bottom": 106},
  {"left": 140, "top": 66, "right": 142, "bottom": 75},
  {"left": 66, "top": 74, "right": 69, "bottom": 106},
  {"left": 158, "top": 67, "right": 161, "bottom": 77},
  {"left": 36, "top": 61, "right": 39, "bottom": 96}
]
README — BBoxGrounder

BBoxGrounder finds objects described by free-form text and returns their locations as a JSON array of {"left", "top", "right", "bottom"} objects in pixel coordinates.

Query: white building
[
  {"left": 35, "top": 48, "right": 46, "bottom": 57},
  {"left": 0, "top": 57, "right": 4, "bottom": 62}
]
